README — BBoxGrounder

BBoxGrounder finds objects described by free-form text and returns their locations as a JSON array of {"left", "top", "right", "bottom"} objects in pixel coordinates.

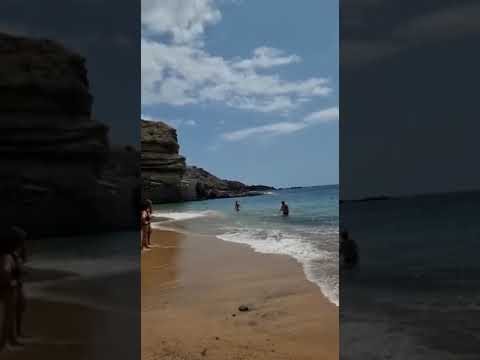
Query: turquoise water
[{"left": 153, "top": 185, "right": 339, "bottom": 305}]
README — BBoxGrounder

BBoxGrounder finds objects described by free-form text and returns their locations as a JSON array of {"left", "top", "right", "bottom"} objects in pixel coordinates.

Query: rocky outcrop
[
  {"left": 181, "top": 166, "right": 274, "bottom": 201},
  {"left": 0, "top": 33, "right": 139, "bottom": 237},
  {"left": 141, "top": 120, "right": 186, "bottom": 203},
  {"left": 141, "top": 120, "right": 273, "bottom": 204}
]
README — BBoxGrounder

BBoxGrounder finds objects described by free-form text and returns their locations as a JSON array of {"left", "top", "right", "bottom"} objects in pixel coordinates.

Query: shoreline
[
  {"left": 154, "top": 222, "right": 339, "bottom": 306},
  {"left": 142, "top": 228, "right": 338, "bottom": 360}
]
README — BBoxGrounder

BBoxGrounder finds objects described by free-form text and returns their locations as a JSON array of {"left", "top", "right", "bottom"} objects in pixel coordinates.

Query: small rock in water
[
  {"left": 201, "top": 348, "right": 207, "bottom": 356},
  {"left": 232, "top": 314, "right": 236, "bottom": 317},
  {"left": 238, "top": 305, "right": 249, "bottom": 312}
]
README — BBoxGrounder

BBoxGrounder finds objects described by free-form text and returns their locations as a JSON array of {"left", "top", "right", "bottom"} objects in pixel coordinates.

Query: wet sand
[
  {"left": 1, "top": 268, "right": 139, "bottom": 359},
  {"left": 142, "top": 229, "right": 338, "bottom": 360}
]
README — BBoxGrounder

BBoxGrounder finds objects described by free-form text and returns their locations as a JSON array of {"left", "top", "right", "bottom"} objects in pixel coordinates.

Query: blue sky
[{"left": 142, "top": 0, "right": 338, "bottom": 188}]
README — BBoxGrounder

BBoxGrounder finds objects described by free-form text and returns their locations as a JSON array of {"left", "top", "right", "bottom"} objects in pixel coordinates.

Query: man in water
[
  {"left": 340, "top": 230, "right": 358, "bottom": 268},
  {"left": 234, "top": 201, "right": 240, "bottom": 212},
  {"left": 280, "top": 201, "right": 289, "bottom": 216}
]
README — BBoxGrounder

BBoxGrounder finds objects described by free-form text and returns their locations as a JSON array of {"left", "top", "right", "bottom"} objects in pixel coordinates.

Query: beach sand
[
  {"left": 1, "top": 268, "right": 139, "bottom": 359},
  {"left": 142, "top": 229, "right": 338, "bottom": 360}
]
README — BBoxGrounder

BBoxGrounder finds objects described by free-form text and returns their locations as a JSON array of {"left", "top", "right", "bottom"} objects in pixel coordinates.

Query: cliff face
[
  {"left": 141, "top": 120, "right": 186, "bottom": 203},
  {"left": 141, "top": 120, "right": 273, "bottom": 203},
  {"left": 0, "top": 33, "right": 139, "bottom": 236}
]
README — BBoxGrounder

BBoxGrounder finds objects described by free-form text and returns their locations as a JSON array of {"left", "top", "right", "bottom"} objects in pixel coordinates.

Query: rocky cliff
[
  {"left": 141, "top": 120, "right": 273, "bottom": 203},
  {"left": 181, "top": 166, "right": 274, "bottom": 201},
  {"left": 141, "top": 120, "right": 186, "bottom": 202},
  {"left": 0, "top": 33, "right": 139, "bottom": 236}
]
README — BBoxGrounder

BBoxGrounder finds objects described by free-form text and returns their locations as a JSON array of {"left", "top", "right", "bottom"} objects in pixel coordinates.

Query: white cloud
[
  {"left": 304, "top": 107, "right": 340, "bottom": 124},
  {"left": 184, "top": 119, "right": 197, "bottom": 126},
  {"left": 141, "top": 1, "right": 332, "bottom": 113},
  {"left": 141, "top": 0, "right": 221, "bottom": 45},
  {"left": 232, "top": 47, "right": 301, "bottom": 70},
  {"left": 142, "top": 113, "right": 197, "bottom": 128},
  {"left": 222, "top": 106, "right": 339, "bottom": 141}
]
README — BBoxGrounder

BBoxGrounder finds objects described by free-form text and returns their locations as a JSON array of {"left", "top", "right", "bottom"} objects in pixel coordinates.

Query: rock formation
[
  {"left": 181, "top": 166, "right": 274, "bottom": 201},
  {"left": 141, "top": 120, "right": 186, "bottom": 203},
  {"left": 0, "top": 33, "right": 139, "bottom": 237},
  {"left": 141, "top": 120, "right": 274, "bottom": 203}
]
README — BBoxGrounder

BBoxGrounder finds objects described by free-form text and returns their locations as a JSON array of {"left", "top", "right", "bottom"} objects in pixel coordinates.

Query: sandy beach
[
  {"left": 142, "top": 229, "right": 338, "bottom": 360},
  {"left": 2, "top": 263, "right": 139, "bottom": 359}
]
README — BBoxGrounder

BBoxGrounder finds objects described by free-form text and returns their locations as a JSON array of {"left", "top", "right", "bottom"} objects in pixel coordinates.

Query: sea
[
  {"left": 152, "top": 185, "right": 339, "bottom": 306},
  {"left": 341, "top": 191, "right": 480, "bottom": 359}
]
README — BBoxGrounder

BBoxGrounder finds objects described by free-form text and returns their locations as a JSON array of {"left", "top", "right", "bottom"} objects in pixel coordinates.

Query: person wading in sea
[
  {"left": 234, "top": 201, "right": 240, "bottom": 212},
  {"left": 340, "top": 230, "right": 358, "bottom": 268},
  {"left": 280, "top": 201, "right": 289, "bottom": 216}
]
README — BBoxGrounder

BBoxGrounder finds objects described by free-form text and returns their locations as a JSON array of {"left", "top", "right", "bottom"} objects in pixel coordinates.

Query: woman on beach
[
  {"left": 0, "top": 227, "right": 27, "bottom": 349},
  {"left": 11, "top": 227, "right": 27, "bottom": 340},
  {"left": 0, "top": 246, "right": 16, "bottom": 349},
  {"left": 146, "top": 200, "right": 153, "bottom": 247},
  {"left": 234, "top": 201, "right": 240, "bottom": 212},
  {"left": 141, "top": 201, "right": 152, "bottom": 250}
]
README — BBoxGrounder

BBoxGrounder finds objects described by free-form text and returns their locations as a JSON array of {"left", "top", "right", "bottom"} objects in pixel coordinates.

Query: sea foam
[
  {"left": 152, "top": 210, "right": 222, "bottom": 221},
  {"left": 217, "top": 228, "right": 338, "bottom": 306}
]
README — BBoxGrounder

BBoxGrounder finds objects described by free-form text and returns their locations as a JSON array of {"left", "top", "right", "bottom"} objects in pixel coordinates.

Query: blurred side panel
[
  {"left": 340, "top": 0, "right": 480, "bottom": 359},
  {"left": 0, "top": 1, "right": 140, "bottom": 359}
]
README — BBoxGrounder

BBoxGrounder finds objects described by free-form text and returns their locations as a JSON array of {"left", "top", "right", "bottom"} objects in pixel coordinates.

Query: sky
[
  {"left": 142, "top": 0, "right": 339, "bottom": 188},
  {"left": 0, "top": 0, "right": 140, "bottom": 146},
  {"left": 341, "top": 0, "right": 480, "bottom": 199}
]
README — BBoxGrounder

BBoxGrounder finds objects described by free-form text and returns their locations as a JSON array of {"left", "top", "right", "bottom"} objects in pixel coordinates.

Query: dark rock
[
  {"left": 0, "top": 33, "right": 140, "bottom": 237},
  {"left": 181, "top": 166, "right": 274, "bottom": 202},
  {"left": 141, "top": 120, "right": 274, "bottom": 204},
  {"left": 238, "top": 305, "right": 249, "bottom": 312},
  {"left": 141, "top": 120, "right": 186, "bottom": 203}
]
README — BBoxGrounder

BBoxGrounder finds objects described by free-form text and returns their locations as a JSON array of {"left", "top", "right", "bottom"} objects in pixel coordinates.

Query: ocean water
[
  {"left": 153, "top": 185, "right": 339, "bottom": 305},
  {"left": 341, "top": 192, "right": 480, "bottom": 359}
]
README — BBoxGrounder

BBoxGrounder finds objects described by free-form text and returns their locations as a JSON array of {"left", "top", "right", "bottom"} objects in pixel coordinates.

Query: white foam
[
  {"left": 217, "top": 229, "right": 338, "bottom": 306},
  {"left": 152, "top": 210, "right": 221, "bottom": 221}
]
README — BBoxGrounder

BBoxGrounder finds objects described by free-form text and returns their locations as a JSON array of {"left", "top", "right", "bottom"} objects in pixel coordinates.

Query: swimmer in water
[{"left": 280, "top": 201, "right": 289, "bottom": 216}]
